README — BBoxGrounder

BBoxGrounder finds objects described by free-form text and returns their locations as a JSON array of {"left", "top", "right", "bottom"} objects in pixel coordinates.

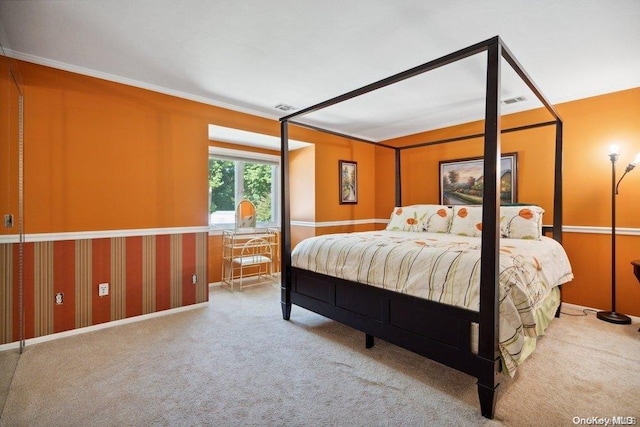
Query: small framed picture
[{"left": 339, "top": 160, "right": 358, "bottom": 204}]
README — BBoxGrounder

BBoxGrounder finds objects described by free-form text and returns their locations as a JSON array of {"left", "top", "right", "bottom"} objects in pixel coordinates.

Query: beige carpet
[
  {"left": 0, "top": 348, "right": 19, "bottom": 417},
  {"left": 1, "top": 283, "right": 638, "bottom": 426}
]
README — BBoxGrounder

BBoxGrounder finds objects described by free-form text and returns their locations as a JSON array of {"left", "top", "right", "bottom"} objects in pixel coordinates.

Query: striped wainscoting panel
[
  {"left": 0, "top": 231, "right": 208, "bottom": 345},
  {"left": 170, "top": 234, "right": 182, "bottom": 309},
  {"left": 0, "top": 244, "right": 12, "bottom": 343},
  {"left": 75, "top": 239, "right": 93, "bottom": 329},
  {"left": 142, "top": 235, "right": 156, "bottom": 314},
  {"left": 33, "top": 242, "right": 54, "bottom": 337},
  {"left": 111, "top": 237, "right": 127, "bottom": 321},
  {"left": 195, "top": 232, "right": 207, "bottom": 303}
]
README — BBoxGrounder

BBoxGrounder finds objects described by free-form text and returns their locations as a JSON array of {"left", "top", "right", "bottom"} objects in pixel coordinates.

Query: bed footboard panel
[{"left": 290, "top": 267, "right": 483, "bottom": 376}]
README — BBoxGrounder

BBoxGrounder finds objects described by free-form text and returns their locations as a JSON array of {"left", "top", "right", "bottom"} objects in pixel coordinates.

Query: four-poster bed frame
[{"left": 278, "top": 36, "right": 563, "bottom": 419}]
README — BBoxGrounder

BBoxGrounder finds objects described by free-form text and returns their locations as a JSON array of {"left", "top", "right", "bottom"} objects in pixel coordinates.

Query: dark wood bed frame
[{"left": 278, "top": 36, "right": 564, "bottom": 419}]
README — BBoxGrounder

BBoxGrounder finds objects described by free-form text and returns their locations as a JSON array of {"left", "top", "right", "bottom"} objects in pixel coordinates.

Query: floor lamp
[{"left": 596, "top": 144, "right": 639, "bottom": 324}]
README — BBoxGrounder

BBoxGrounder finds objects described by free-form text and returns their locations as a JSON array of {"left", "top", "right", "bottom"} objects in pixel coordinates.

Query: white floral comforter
[{"left": 292, "top": 230, "right": 574, "bottom": 375}]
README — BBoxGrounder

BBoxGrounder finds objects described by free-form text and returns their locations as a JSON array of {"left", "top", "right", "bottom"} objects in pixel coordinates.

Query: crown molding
[{"left": 4, "top": 48, "right": 279, "bottom": 121}]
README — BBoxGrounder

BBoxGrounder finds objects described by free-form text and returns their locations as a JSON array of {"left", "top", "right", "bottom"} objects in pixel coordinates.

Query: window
[{"left": 209, "top": 147, "right": 280, "bottom": 228}]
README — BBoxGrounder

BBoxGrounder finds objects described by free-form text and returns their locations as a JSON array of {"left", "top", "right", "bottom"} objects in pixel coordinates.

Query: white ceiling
[{"left": 1, "top": 0, "right": 639, "bottom": 145}]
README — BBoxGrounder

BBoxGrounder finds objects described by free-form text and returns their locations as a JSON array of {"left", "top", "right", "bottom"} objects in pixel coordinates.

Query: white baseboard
[{"left": 0, "top": 301, "right": 209, "bottom": 352}]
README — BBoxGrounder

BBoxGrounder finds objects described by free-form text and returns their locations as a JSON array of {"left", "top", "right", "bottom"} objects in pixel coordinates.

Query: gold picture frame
[{"left": 439, "top": 153, "right": 517, "bottom": 205}]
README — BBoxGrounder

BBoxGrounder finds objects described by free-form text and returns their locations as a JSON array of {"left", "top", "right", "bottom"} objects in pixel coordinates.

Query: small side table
[{"left": 632, "top": 260, "right": 640, "bottom": 331}]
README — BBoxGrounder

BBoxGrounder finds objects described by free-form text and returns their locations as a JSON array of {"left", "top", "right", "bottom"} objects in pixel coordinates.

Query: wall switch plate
[
  {"left": 55, "top": 293, "right": 64, "bottom": 305},
  {"left": 98, "top": 283, "right": 109, "bottom": 297}
]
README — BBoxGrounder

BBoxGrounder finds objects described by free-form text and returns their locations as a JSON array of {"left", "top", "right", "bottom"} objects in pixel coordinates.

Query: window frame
[{"left": 208, "top": 146, "right": 281, "bottom": 231}]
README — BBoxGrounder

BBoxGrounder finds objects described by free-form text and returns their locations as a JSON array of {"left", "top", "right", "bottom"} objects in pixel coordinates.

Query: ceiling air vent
[
  {"left": 501, "top": 96, "right": 527, "bottom": 105},
  {"left": 273, "top": 103, "right": 297, "bottom": 112}
]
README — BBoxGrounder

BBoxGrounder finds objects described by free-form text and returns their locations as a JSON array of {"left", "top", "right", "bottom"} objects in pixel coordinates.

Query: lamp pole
[{"left": 597, "top": 147, "right": 632, "bottom": 324}]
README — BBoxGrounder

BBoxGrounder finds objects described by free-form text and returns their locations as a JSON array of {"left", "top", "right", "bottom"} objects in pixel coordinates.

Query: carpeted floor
[
  {"left": 0, "top": 348, "right": 19, "bottom": 417},
  {"left": 1, "top": 283, "right": 639, "bottom": 426}
]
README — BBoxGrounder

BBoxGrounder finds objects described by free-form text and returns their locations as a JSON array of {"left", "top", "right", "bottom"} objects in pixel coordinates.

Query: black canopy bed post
[
  {"left": 280, "top": 119, "right": 292, "bottom": 320},
  {"left": 477, "top": 37, "right": 502, "bottom": 419},
  {"left": 395, "top": 148, "right": 402, "bottom": 207},
  {"left": 553, "top": 120, "right": 564, "bottom": 244},
  {"left": 552, "top": 120, "right": 564, "bottom": 317},
  {"left": 370, "top": 144, "right": 398, "bottom": 349}
]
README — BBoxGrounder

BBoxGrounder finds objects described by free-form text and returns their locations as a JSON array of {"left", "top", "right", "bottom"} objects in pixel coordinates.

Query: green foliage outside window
[
  {"left": 209, "top": 159, "right": 274, "bottom": 223},
  {"left": 209, "top": 159, "right": 235, "bottom": 212},
  {"left": 243, "top": 163, "right": 272, "bottom": 222}
]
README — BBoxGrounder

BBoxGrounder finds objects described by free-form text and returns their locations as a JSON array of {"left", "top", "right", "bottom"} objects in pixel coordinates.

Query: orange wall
[
  {"left": 382, "top": 89, "right": 640, "bottom": 227},
  {"left": 289, "top": 145, "right": 316, "bottom": 249},
  {"left": 555, "top": 88, "right": 640, "bottom": 316},
  {"left": 379, "top": 88, "right": 640, "bottom": 316},
  {"left": 560, "top": 89, "right": 640, "bottom": 227},
  {"left": 383, "top": 109, "right": 558, "bottom": 218},
  {"left": 0, "top": 55, "right": 20, "bottom": 236},
  {"left": 208, "top": 234, "right": 223, "bottom": 283},
  {"left": 374, "top": 145, "right": 396, "bottom": 220},
  {"left": 286, "top": 130, "right": 380, "bottom": 247},
  {"left": 290, "top": 145, "right": 316, "bottom": 222},
  {"left": 314, "top": 137, "right": 376, "bottom": 222},
  {"left": 20, "top": 60, "right": 285, "bottom": 233}
]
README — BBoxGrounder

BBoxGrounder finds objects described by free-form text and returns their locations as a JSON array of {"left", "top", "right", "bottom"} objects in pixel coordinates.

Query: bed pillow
[
  {"left": 385, "top": 205, "right": 453, "bottom": 233},
  {"left": 446, "top": 205, "right": 545, "bottom": 240},
  {"left": 385, "top": 205, "right": 425, "bottom": 232},
  {"left": 449, "top": 205, "right": 484, "bottom": 237},
  {"left": 500, "top": 205, "right": 544, "bottom": 240},
  {"left": 422, "top": 205, "right": 453, "bottom": 233}
]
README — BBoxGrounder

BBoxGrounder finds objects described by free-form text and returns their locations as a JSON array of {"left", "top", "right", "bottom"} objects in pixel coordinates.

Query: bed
[
  {"left": 278, "top": 36, "right": 567, "bottom": 419},
  {"left": 291, "top": 205, "right": 573, "bottom": 376}
]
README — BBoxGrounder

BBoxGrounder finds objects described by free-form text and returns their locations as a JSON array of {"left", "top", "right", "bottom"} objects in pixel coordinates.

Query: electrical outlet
[
  {"left": 98, "top": 283, "right": 109, "bottom": 297},
  {"left": 3, "top": 214, "right": 13, "bottom": 228},
  {"left": 192, "top": 273, "right": 198, "bottom": 284},
  {"left": 55, "top": 293, "right": 64, "bottom": 305}
]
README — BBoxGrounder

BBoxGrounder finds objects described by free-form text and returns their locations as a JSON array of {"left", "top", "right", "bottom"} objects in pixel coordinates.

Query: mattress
[{"left": 291, "top": 230, "right": 574, "bottom": 375}]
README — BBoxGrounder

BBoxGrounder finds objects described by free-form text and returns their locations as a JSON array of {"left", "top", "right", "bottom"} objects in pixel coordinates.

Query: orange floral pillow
[
  {"left": 385, "top": 205, "right": 452, "bottom": 233},
  {"left": 449, "top": 206, "right": 483, "bottom": 237}
]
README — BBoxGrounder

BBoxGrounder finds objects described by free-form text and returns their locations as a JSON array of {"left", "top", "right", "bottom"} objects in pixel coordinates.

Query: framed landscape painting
[{"left": 439, "top": 153, "right": 517, "bottom": 205}]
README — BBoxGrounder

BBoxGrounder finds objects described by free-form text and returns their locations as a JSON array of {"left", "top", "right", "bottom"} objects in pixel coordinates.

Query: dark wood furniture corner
[
  {"left": 631, "top": 260, "right": 640, "bottom": 282},
  {"left": 632, "top": 260, "right": 640, "bottom": 331}
]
